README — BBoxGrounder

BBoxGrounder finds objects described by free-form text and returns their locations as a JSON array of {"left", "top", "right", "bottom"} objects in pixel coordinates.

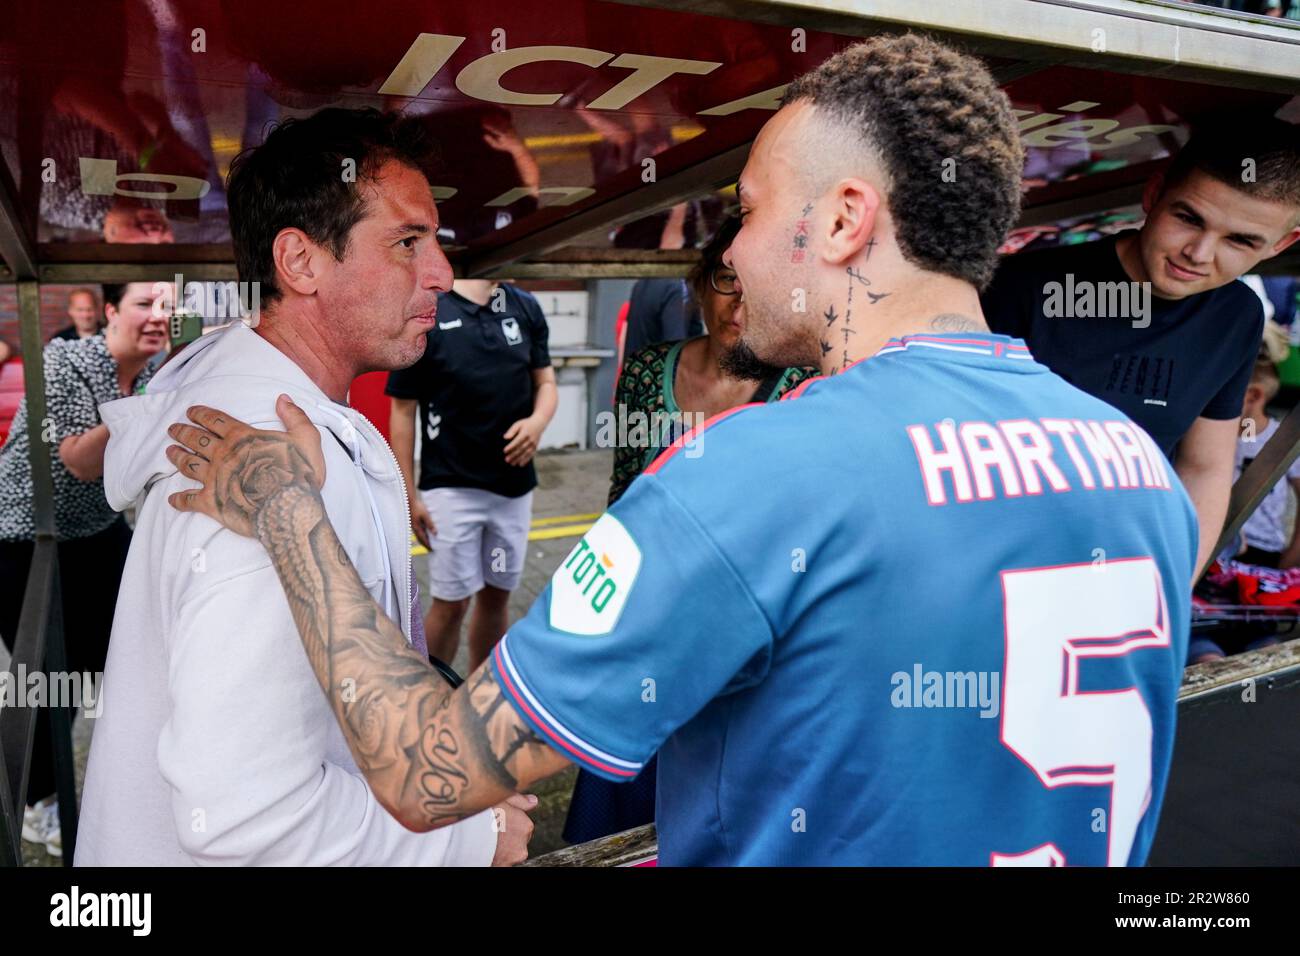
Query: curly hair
[{"left": 782, "top": 34, "right": 1024, "bottom": 290}]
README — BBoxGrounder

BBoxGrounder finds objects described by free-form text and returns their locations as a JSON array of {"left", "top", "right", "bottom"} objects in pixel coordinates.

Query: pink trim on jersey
[
  {"left": 492, "top": 643, "right": 639, "bottom": 779},
  {"left": 643, "top": 402, "right": 762, "bottom": 476},
  {"left": 875, "top": 334, "right": 1033, "bottom": 359}
]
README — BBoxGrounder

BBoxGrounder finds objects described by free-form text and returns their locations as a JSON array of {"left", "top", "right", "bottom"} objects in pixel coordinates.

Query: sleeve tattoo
[{"left": 256, "top": 484, "right": 565, "bottom": 830}]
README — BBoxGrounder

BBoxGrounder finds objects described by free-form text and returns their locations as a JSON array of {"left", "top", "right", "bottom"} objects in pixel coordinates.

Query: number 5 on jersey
[{"left": 994, "top": 558, "right": 1170, "bottom": 867}]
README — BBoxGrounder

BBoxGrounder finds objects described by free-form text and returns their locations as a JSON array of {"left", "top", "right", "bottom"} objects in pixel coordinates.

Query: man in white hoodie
[{"left": 76, "top": 108, "right": 532, "bottom": 865}]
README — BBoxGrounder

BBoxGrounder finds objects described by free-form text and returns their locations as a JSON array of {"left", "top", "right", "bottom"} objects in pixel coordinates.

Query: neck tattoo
[
  {"left": 820, "top": 265, "right": 892, "bottom": 374},
  {"left": 927, "top": 313, "right": 982, "bottom": 333}
]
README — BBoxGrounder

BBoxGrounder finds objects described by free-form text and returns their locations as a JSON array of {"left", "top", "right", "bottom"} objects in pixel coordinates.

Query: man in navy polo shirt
[
  {"left": 387, "top": 279, "right": 556, "bottom": 670},
  {"left": 984, "top": 120, "right": 1300, "bottom": 578}
]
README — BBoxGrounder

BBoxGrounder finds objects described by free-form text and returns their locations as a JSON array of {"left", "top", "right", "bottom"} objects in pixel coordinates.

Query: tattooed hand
[
  {"left": 166, "top": 394, "right": 567, "bottom": 835},
  {"left": 166, "top": 395, "right": 326, "bottom": 538}
]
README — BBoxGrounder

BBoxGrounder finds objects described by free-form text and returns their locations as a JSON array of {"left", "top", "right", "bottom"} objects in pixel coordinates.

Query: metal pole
[
  {"left": 0, "top": 281, "right": 78, "bottom": 865},
  {"left": 43, "top": 557, "right": 76, "bottom": 867}
]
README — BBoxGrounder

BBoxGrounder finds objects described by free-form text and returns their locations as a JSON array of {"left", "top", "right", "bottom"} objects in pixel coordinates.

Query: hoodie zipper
[{"left": 348, "top": 409, "right": 414, "bottom": 642}]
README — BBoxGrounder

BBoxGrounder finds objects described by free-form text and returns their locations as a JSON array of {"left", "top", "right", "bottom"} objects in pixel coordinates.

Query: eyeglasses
[{"left": 709, "top": 269, "right": 739, "bottom": 296}]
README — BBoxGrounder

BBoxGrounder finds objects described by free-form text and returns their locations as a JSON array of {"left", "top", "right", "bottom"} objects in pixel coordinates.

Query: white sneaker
[
  {"left": 21, "top": 804, "right": 43, "bottom": 843},
  {"left": 20, "top": 802, "right": 62, "bottom": 858}
]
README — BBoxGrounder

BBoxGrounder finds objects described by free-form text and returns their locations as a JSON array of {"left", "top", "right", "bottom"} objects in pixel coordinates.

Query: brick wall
[{"left": 0, "top": 284, "right": 105, "bottom": 353}]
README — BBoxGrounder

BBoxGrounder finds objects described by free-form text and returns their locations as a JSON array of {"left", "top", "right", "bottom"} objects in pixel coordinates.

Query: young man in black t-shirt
[
  {"left": 387, "top": 280, "right": 557, "bottom": 671},
  {"left": 984, "top": 119, "right": 1300, "bottom": 579}
]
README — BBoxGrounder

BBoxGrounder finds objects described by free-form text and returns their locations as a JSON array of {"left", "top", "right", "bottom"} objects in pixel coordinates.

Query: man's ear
[
  {"left": 272, "top": 228, "right": 322, "bottom": 297},
  {"left": 1141, "top": 170, "right": 1165, "bottom": 216},
  {"left": 822, "top": 177, "right": 882, "bottom": 266},
  {"left": 1264, "top": 223, "right": 1300, "bottom": 259}
]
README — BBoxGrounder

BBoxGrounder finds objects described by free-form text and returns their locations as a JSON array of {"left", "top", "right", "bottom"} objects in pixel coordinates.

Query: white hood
[
  {"left": 102, "top": 322, "right": 395, "bottom": 512},
  {"left": 100, "top": 321, "right": 410, "bottom": 627}
]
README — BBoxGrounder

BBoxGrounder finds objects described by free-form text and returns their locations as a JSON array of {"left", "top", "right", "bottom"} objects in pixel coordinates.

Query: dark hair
[
  {"left": 1164, "top": 116, "right": 1300, "bottom": 210},
  {"left": 100, "top": 284, "right": 129, "bottom": 310},
  {"left": 226, "top": 107, "right": 440, "bottom": 305},
  {"left": 688, "top": 215, "right": 742, "bottom": 304},
  {"left": 782, "top": 34, "right": 1024, "bottom": 290}
]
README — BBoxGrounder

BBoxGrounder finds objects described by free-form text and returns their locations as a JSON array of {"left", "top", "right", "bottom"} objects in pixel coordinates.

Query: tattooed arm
[{"left": 165, "top": 396, "right": 569, "bottom": 831}]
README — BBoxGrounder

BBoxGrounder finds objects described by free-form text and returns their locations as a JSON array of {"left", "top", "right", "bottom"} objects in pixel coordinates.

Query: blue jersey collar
[{"left": 874, "top": 332, "right": 1034, "bottom": 363}]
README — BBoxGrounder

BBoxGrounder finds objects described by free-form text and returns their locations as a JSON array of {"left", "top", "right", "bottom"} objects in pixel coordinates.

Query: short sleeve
[
  {"left": 384, "top": 363, "right": 423, "bottom": 400},
  {"left": 44, "top": 343, "right": 100, "bottom": 442},
  {"left": 522, "top": 292, "right": 551, "bottom": 369},
  {"left": 1201, "top": 302, "right": 1264, "bottom": 420},
  {"left": 490, "top": 477, "right": 773, "bottom": 781}
]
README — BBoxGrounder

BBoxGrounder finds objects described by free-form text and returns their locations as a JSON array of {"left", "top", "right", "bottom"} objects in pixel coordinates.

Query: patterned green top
[{"left": 607, "top": 338, "right": 818, "bottom": 504}]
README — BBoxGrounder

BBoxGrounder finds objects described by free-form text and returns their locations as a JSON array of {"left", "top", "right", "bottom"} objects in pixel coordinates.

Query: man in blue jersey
[{"left": 164, "top": 35, "right": 1196, "bottom": 865}]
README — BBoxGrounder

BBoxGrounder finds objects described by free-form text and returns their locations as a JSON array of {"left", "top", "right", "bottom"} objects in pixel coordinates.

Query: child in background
[{"left": 1234, "top": 359, "right": 1300, "bottom": 568}]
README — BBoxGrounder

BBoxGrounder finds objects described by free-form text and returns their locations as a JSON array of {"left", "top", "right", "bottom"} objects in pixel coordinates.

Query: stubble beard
[
  {"left": 719, "top": 337, "right": 783, "bottom": 381},
  {"left": 388, "top": 328, "right": 430, "bottom": 370},
  {"left": 737, "top": 289, "right": 821, "bottom": 371}
]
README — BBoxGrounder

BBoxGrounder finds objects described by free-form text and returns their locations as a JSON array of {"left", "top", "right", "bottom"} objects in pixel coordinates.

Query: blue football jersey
[{"left": 492, "top": 332, "right": 1195, "bottom": 866}]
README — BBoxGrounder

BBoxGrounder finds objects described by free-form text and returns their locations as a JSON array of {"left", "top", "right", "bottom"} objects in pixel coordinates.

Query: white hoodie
[{"left": 76, "top": 321, "right": 496, "bottom": 866}]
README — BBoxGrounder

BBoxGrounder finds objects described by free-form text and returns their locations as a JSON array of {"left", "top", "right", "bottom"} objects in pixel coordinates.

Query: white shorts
[{"left": 421, "top": 486, "right": 533, "bottom": 601}]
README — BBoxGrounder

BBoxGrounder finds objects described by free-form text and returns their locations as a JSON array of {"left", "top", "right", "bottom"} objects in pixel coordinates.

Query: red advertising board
[{"left": 1, "top": 0, "right": 1294, "bottom": 272}]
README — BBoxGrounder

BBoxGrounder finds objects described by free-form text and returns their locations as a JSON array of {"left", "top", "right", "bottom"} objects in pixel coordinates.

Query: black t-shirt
[
  {"left": 982, "top": 233, "right": 1264, "bottom": 458},
  {"left": 386, "top": 285, "right": 550, "bottom": 498},
  {"left": 623, "top": 279, "right": 704, "bottom": 355},
  {"left": 52, "top": 325, "right": 82, "bottom": 341}
]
